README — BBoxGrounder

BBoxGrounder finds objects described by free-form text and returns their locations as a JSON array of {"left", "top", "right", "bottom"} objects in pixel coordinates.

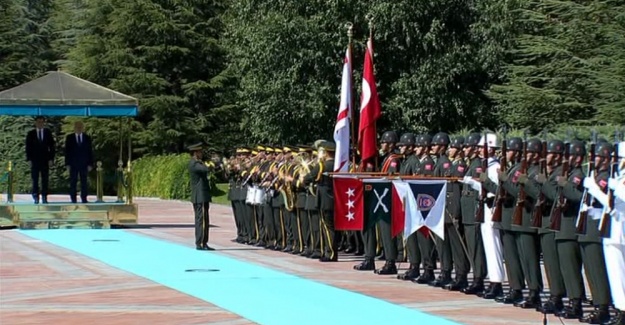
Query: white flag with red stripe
[{"left": 333, "top": 46, "right": 352, "bottom": 172}]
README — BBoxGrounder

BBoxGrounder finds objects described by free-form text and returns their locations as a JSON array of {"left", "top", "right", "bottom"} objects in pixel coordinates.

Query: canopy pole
[
  {"left": 126, "top": 118, "right": 133, "bottom": 204},
  {"left": 116, "top": 118, "right": 124, "bottom": 203}
]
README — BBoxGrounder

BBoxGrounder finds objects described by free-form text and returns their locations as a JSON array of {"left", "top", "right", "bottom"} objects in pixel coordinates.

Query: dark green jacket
[
  {"left": 461, "top": 157, "right": 482, "bottom": 225},
  {"left": 189, "top": 158, "right": 211, "bottom": 204},
  {"left": 501, "top": 163, "right": 539, "bottom": 233},
  {"left": 556, "top": 166, "right": 585, "bottom": 240}
]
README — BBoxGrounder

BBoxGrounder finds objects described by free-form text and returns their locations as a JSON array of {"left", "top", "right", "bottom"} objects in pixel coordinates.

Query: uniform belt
[{"left": 462, "top": 190, "right": 476, "bottom": 196}]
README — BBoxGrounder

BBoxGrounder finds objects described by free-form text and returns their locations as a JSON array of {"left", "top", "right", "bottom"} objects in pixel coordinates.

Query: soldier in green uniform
[
  {"left": 502, "top": 138, "right": 543, "bottom": 308},
  {"left": 412, "top": 134, "right": 437, "bottom": 284},
  {"left": 376, "top": 132, "right": 403, "bottom": 275},
  {"left": 292, "top": 146, "right": 311, "bottom": 255},
  {"left": 303, "top": 147, "right": 322, "bottom": 259},
  {"left": 459, "top": 133, "right": 487, "bottom": 294},
  {"left": 529, "top": 139, "right": 567, "bottom": 314},
  {"left": 397, "top": 133, "right": 422, "bottom": 281},
  {"left": 483, "top": 137, "right": 526, "bottom": 303},
  {"left": 441, "top": 136, "right": 471, "bottom": 291},
  {"left": 303, "top": 141, "right": 339, "bottom": 262},
  {"left": 354, "top": 131, "right": 398, "bottom": 271},
  {"left": 549, "top": 140, "right": 588, "bottom": 318},
  {"left": 241, "top": 149, "right": 260, "bottom": 245},
  {"left": 188, "top": 142, "right": 214, "bottom": 251},
  {"left": 578, "top": 142, "right": 614, "bottom": 324}
]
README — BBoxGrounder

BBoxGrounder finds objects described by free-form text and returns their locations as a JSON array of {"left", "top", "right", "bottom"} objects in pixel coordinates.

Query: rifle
[
  {"left": 549, "top": 130, "right": 571, "bottom": 231},
  {"left": 512, "top": 131, "right": 529, "bottom": 226},
  {"left": 492, "top": 125, "right": 508, "bottom": 223},
  {"left": 599, "top": 131, "right": 619, "bottom": 237},
  {"left": 475, "top": 131, "right": 489, "bottom": 223},
  {"left": 531, "top": 130, "right": 548, "bottom": 228},
  {"left": 576, "top": 130, "right": 597, "bottom": 235}
]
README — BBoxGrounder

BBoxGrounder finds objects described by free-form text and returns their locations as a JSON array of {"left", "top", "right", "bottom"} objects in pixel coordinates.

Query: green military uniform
[
  {"left": 483, "top": 137, "right": 526, "bottom": 303},
  {"left": 527, "top": 140, "right": 567, "bottom": 313},
  {"left": 188, "top": 142, "right": 213, "bottom": 250},
  {"left": 576, "top": 142, "right": 613, "bottom": 323},
  {"left": 412, "top": 134, "right": 437, "bottom": 284},
  {"left": 304, "top": 141, "right": 338, "bottom": 262},
  {"left": 549, "top": 140, "right": 587, "bottom": 319},
  {"left": 459, "top": 133, "right": 487, "bottom": 294},
  {"left": 396, "top": 133, "right": 422, "bottom": 281},
  {"left": 501, "top": 138, "right": 543, "bottom": 308},
  {"left": 304, "top": 152, "right": 322, "bottom": 258},
  {"left": 375, "top": 150, "right": 403, "bottom": 274}
]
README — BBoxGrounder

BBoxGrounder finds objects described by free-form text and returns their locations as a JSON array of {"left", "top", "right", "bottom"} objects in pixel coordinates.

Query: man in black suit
[
  {"left": 64, "top": 121, "right": 94, "bottom": 203},
  {"left": 188, "top": 142, "right": 213, "bottom": 251},
  {"left": 25, "top": 116, "right": 56, "bottom": 204}
]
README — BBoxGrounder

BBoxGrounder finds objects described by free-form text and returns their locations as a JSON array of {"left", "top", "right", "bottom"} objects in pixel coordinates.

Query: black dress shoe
[
  {"left": 203, "top": 245, "right": 215, "bottom": 251},
  {"left": 460, "top": 280, "right": 484, "bottom": 295},
  {"left": 353, "top": 259, "right": 375, "bottom": 271},
  {"left": 607, "top": 310, "right": 624, "bottom": 325},
  {"left": 555, "top": 298, "right": 582, "bottom": 319},
  {"left": 354, "top": 248, "right": 364, "bottom": 256},
  {"left": 319, "top": 256, "right": 338, "bottom": 262},
  {"left": 309, "top": 253, "right": 321, "bottom": 259},
  {"left": 344, "top": 247, "right": 356, "bottom": 254},
  {"left": 513, "top": 291, "right": 541, "bottom": 309},
  {"left": 196, "top": 246, "right": 206, "bottom": 250},
  {"left": 375, "top": 262, "right": 398, "bottom": 275},
  {"left": 255, "top": 241, "right": 266, "bottom": 247},
  {"left": 482, "top": 282, "right": 503, "bottom": 299},
  {"left": 413, "top": 270, "right": 435, "bottom": 284},
  {"left": 495, "top": 290, "right": 523, "bottom": 304},
  {"left": 580, "top": 305, "right": 610, "bottom": 324},
  {"left": 301, "top": 250, "right": 312, "bottom": 257},
  {"left": 428, "top": 271, "right": 452, "bottom": 287},
  {"left": 397, "top": 265, "right": 420, "bottom": 281},
  {"left": 34, "top": 198, "right": 40, "bottom": 204},
  {"left": 444, "top": 278, "right": 468, "bottom": 291},
  {"left": 282, "top": 246, "right": 293, "bottom": 253},
  {"left": 539, "top": 296, "right": 563, "bottom": 314}
]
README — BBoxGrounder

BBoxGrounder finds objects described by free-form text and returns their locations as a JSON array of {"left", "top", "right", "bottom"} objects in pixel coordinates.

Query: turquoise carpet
[{"left": 21, "top": 229, "right": 462, "bottom": 325}]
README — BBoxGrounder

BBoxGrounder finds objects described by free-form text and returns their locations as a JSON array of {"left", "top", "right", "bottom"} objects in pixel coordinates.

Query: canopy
[{"left": 0, "top": 71, "right": 138, "bottom": 117}]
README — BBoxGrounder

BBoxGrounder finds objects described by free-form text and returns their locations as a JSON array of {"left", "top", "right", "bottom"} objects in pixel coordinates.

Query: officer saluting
[{"left": 188, "top": 142, "right": 214, "bottom": 251}]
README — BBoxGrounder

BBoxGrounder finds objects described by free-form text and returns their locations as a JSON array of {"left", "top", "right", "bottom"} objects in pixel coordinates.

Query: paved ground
[{"left": 0, "top": 195, "right": 575, "bottom": 325}]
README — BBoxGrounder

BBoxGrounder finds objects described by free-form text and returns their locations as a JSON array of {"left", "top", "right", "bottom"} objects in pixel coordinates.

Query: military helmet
[
  {"left": 507, "top": 137, "right": 523, "bottom": 152},
  {"left": 397, "top": 133, "right": 416, "bottom": 146},
  {"left": 380, "top": 131, "right": 398, "bottom": 144},
  {"left": 450, "top": 136, "right": 464, "bottom": 149},
  {"left": 569, "top": 140, "right": 586, "bottom": 156},
  {"left": 417, "top": 134, "right": 432, "bottom": 147},
  {"left": 526, "top": 139, "right": 542, "bottom": 153},
  {"left": 432, "top": 132, "right": 450, "bottom": 146},
  {"left": 595, "top": 142, "right": 614, "bottom": 158},
  {"left": 466, "top": 133, "right": 481, "bottom": 147},
  {"left": 547, "top": 140, "right": 565, "bottom": 154}
]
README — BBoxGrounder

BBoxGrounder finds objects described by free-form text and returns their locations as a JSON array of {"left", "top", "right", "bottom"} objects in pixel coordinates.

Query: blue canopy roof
[{"left": 0, "top": 71, "right": 138, "bottom": 117}]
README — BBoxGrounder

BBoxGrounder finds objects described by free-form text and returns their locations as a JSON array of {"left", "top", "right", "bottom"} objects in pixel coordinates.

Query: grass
[{"left": 211, "top": 183, "right": 230, "bottom": 206}]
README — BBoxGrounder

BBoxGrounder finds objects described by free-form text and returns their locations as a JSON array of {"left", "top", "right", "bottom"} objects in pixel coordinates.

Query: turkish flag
[
  {"left": 333, "top": 177, "right": 364, "bottom": 231},
  {"left": 358, "top": 37, "right": 382, "bottom": 167},
  {"left": 391, "top": 185, "right": 404, "bottom": 238}
]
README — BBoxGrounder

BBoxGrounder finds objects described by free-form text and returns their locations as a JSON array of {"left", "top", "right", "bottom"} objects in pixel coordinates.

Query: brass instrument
[{"left": 278, "top": 163, "right": 296, "bottom": 211}]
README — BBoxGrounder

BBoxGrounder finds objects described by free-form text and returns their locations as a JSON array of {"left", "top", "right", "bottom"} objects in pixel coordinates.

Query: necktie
[{"left": 38, "top": 129, "right": 42, "bottom": 141}]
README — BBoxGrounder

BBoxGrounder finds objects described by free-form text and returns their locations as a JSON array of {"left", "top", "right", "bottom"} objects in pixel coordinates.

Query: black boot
[
  {"left": 580, "top": 305, "right": 610, "bottom": 324},
  {"left": 397, "top": 264, "right": 420, "bottom": 281},
  {"left": 444, "top": 275, "right": 468, "bottom": 291},
  {"left": 482, "top": 282, "right": 503, "bottom": 299},
  {"left": 375, "top": 261, "right": 398, "bottom": 275},
  {"left": 556, "top": 298, "right": 582, "bottom": 319},
  {"left": 495, "top": 289, "right": 523, "bottom": 304},
  {"left": 461, "top": 279, "right": 484, "bottom": 295},
  {"left": 353, "top": 259, "right": 375, "bottom": 271},
  {"left": 538, "top": 296, "right": 563, "bottom": 314},
  {"left": 428, "top": 270, "right": 452, "bottom": 287},
  {"left": 413, "top": 269, "right": 435, "bottom": 284},
  {"left": 607, "top": 310, "right": 624, "bottom": 325},
  {"left": 513, "top": 290, "right": 541, "bottom": 309}
]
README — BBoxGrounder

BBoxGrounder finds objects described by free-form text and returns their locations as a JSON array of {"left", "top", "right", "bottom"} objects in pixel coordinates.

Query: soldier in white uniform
[{"left": 464, "top": 133, "right": 505, "bottom": 299}]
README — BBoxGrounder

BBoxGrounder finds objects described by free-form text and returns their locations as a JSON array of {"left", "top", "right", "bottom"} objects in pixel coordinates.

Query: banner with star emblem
[
  {"left": 333, "top": 176, "right": 364, "bottom": 230},
  {"left": 363, "top": 179, "right": 392, "bottom": 231}
]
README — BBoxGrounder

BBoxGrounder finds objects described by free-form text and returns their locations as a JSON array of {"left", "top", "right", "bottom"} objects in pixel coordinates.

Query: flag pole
[
  {"left": 347, "top": 23, "right": 356, "bottom": 173},
  {"left": 367, "top": 16, "right": 379, "bottom": 172}
]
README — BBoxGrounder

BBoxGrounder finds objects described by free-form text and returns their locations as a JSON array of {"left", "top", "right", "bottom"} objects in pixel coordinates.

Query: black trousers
[
  {"left": 193, "top": 202, "right": 210, "bottom": 247},
  {"left": 31, "top": 164, "right": 49, "bottom": 198},
  {"left": 69, "top": 167, "right": 88, "bottom": 202}
]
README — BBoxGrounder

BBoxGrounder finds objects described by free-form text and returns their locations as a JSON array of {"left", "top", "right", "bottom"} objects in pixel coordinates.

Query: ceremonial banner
[
  {"left": 392, "top": 180, "right": 447, "bottom": 240},
  {"left": 333, "top": 176, "right": 364, "bottom": 230},
  {"left": 363, "top": 179, "right": 392, "bottom": 231},
  {"left": 358, "top": 37, "right": 381, "bottom": 169},
  {"left": 333, "top": 46, "right": 352, "bottom": 172}
]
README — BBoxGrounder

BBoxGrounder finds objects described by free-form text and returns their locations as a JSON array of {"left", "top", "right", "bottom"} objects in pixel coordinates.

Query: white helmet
[{"left": 477, "top": 133, "right": 499, "bottom": 148}]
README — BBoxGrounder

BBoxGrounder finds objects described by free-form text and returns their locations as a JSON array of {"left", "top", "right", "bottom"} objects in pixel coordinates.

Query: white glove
[
  {"left": 586, "top": 183, "right": 609, "bottom": 208},
  {"left": 583, "top": 177, "right": 600, "bottom": 191}
]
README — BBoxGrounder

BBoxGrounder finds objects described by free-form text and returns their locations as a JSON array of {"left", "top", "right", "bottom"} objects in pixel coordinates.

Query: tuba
[{"left": 277, "top": 162, "right": 295, "bottom": 211}]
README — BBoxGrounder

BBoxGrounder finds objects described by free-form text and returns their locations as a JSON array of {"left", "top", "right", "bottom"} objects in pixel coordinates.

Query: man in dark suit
[
  {"left": 64, "top": 121, "right": 94, "bottom": 203},
  {"left": 25, "top": 116, "right": 56, "bottom": 204},
  {"left": 188, "top": 142, "right": 213, "bottom": 251}
]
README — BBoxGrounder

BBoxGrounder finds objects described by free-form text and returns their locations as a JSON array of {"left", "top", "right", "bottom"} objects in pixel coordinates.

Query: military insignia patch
[
  {"left": 391, "top": 161, "right": 397, "bottom": 167},
  {"left": 512, "top": 170, "right": 521, "bottom": 183},
  {"left": 573, "top": 176, "right": 581, "bottom": 185},
  {"left": 476, "top": 167, "right": 483, "bottom": 173},
  {"left": 443, "top": 162, "right": 450, "bottom": 169},
  {"left": 417, "top": 194, "right": 435, "bottom": 211},
  {"left": 425, "top": 164, "right": 432, "bottom": 171},
  {"left": 599, "top": 179, "right": 607, "bottom": 189},
  {"left": 457, "top": 166, "right": 465, "bottom": 173}
]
